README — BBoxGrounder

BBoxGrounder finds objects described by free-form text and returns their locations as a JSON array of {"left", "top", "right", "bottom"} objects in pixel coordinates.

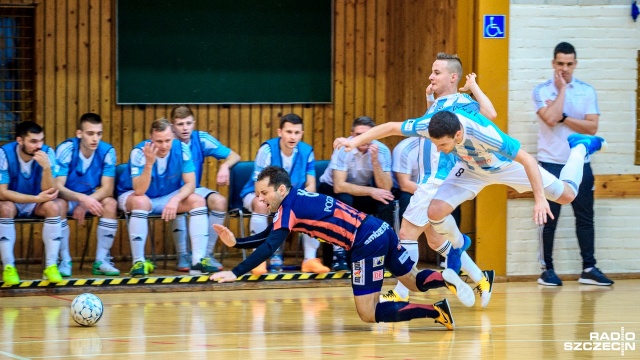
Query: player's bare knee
[
  {"left": 0, "top": 201, "right": 17, "bottom": 217},
  {"left": 208, "top": 193, "right": 226, "bottom": 212},
  {"left": 188, "top": 194, "right": 206, "bottom": 208},
  {"left": 427, "top": 201, "right": 447, "bottom": 222},
  {"left": 252, "top": 198, "right": 269, "bottom": 214},
  {"left": 356, "top": 309, "right": 376, "bottom": 323},
  {"left": 39, "top": 200, "right": 59, "bottom": 217},
  {"left": 128, "top": 195, "right": 151, "bottom": 211},
  {"left": 54, "top": 199, "right": 68, "bottom": 215},
  {"left": 102, "top": 197, "right": 118, "bottom": 218}
]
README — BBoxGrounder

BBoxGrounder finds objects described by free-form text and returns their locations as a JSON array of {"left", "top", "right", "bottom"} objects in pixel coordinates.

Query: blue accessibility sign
[{"left": 483, "top": 15, "right": 505, "bottom": 38}]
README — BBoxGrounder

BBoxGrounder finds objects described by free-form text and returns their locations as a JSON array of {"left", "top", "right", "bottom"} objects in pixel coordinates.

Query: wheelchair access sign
[{"left": 483, "top": 15, "right": 505, "bottom": 38}]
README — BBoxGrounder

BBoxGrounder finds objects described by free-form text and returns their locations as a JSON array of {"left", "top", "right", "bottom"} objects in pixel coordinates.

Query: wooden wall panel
[{"left": 7, "top": 0, "right": 456, "bottom": 260}]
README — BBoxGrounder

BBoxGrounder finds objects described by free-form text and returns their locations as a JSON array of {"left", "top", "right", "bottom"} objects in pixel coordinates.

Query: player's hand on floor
[
  {"left": 210, "top": 271, "right": 237, "bottom": 283},
  {"left": 212, "top": 224, "right": 237, "bottom": 247}
]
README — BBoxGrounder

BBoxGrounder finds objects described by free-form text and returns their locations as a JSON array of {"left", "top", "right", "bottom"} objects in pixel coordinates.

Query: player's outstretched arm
[
  {"left": 212, "top": 224, "right": 237, "bottom": 247},
  {"left": 514, "top": 149, "right": 553, "bottom": 225},
  {"left": 333, "top": 122, "right": 404, "bottom": 152}
]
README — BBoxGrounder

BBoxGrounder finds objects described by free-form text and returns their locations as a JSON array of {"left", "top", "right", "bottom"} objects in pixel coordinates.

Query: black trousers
[{"left": 539, "top": 161, "right": 596, "bottom": 270}]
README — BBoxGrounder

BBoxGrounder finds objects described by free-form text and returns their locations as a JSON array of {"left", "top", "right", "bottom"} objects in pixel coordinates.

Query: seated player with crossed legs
[{"left": 211, "top": 166, "right": 476, "bottom": 330}]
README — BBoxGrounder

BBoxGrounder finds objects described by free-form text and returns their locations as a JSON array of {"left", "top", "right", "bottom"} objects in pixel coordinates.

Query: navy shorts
[{"left": 349, "top": 216, "right": 414, "bottom": 296}]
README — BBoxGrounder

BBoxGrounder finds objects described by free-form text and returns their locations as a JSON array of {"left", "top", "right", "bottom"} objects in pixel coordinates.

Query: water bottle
[{"left": 269, "top": 246, "right": 284, "bottom": 273}]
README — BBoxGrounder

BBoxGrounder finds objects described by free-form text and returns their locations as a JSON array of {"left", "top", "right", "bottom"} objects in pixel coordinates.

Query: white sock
[
  {"left": 59, "top": 219, "right": 72, "bottom": 263},
  {"left": 249, "top": 213, "right": 269, "bottom": 235},
  {"left": 302, "top": 234, "right": 319, "bottom": 260},
  {"left": 189, "top": 207, "right": 209, "bottom": 265},
  {"left": 430, "top": 214, "right": 464, "bottom": 248},
  {"left": 0, "top": 218, "right": 16, "bottom": 267},
  {"left": 128, "top": 210, "right": 148, "bottom": 264},
  {"left": 435, "top": 240, "right": 483, "bottom": 283},
  {"left": 207, "top": 210, "right": 226, "bottom": 256},
  {"left": 559, "top": 146, "right": 587, "bottom": 196},
  {"left": 95, "top": 218, "right": 118, "bottom": 262},
  {"left": 43, "top": 217, "right": 62, "bottom": 267},
  {"left": 171, "top": 214, "right": 188, "bottom": 255},
  {"left": 394, "top": 240, "right": 419, "bottom": 299}
]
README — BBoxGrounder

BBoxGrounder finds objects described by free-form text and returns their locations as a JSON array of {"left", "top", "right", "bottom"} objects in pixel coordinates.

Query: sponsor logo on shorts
[
  {"left": 399, "top": 251, "right": 409, "bottom": 264},
  {"left": 373, "top": 269, "right": 384, "bottom": 281},
  {"left": 364, "top": 222, "right": 389, "bottom": 245},
  {"left": 373, "top": 256, "right": 385, "bottom": 267},
  {"left": 352, "top": 260, "right": 364, "bottom": 285}
]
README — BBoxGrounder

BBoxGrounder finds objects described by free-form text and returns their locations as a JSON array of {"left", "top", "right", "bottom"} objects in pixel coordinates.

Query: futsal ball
[{"left": 71, "top": 293, "right": 104, "bottom": 326}]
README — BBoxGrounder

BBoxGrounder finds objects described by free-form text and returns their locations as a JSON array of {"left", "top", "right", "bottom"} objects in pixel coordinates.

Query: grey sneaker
[
  {"left": 176, "top": 253, "right": 190, "bottom": 272},
  {"left": 203, "top": 255, "right": 223, "bottom": 270},
  {"left": 58, "top": 261, "right": 72, "bottom": 278}
]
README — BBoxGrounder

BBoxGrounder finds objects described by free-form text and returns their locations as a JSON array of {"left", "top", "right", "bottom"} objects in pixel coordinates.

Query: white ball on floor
[{"left": 71, "top": 293, "right": 104, "bottom": 326}]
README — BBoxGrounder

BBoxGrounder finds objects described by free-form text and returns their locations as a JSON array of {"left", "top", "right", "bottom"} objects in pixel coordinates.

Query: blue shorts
[{"left": 349, "top": 216, "right": 414, "bottom": 296}]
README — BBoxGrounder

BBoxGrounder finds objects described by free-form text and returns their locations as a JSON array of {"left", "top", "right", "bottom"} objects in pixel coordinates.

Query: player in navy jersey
[
  {"left": 211, "top": 166, "right": 476, "bottom": 330},
  {"left": 55, "top": 113, "right": 120, "bottom": 277},
  {"left": 335, "top": 106, "right": 607, "bottom": 276},
  {"left": 170, "top": 106, "right": 241, "bottom": 272},
  {"left": 0, "top": 121, "right": 65, "bottom": 284}
]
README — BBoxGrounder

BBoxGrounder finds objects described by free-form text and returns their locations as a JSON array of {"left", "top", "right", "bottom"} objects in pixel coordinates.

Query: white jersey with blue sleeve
[
  {"left": 198, "top": 131, "right": 232, "bottom": 160},
  {"left": 392, "top": 137, "right": 420, "bottom": 184},
  {"left": 401, "top": 105, "right": 519, "bottom": 173}
]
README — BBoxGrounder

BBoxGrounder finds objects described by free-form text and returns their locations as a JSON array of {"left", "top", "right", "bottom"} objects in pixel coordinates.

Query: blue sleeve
[
  {"left": 130, "top": 148, "right": 145, "bottom": 178},
  {"left": 499, "top": 134, "right": 521, "bottom": 160},
  {"left": 199, "top": 131, "right": 232, "bottom": 160},
  {"left": 400, "top": 117, "right": 430, "bottom": 138},
  {"left": 55, "top": 141, "right": 73, "bottom": 177},
  {"left": 306, "top": 151, "right": 316, "bottom": 177},
  {"left": 102, "top": 148, "right": 117, "bottom": 177},
  {"left": 0, "top": 149, "right": 8, "bottom": 185},
  {"left": 251, "top": 145, "right": 271, "bottom": 181},
  {"left": 46, "top": 148, "right": 59, "bottom": 178},
  {"left": 180, "top": 143, "right": 195, "bottom": 173}
]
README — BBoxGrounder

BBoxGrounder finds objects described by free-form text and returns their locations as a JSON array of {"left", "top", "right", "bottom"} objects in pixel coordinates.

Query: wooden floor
[{"left": 0, "top": 277, "right": 638, "bottom": 359}]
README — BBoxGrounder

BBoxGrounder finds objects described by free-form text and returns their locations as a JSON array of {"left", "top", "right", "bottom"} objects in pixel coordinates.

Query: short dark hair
[
  {"left": 554, "top": 42, "right": 576, "bottom": 59},
  {"left": 279, "top": 113, "right": 303, "bottom": 129},
  {"left": 428, "top": 111, "right": 461, "bottom": 139},
  {"left": 15, "top": 121, "right": 43, "bottom": 139},
  {"left": 351, "top": 116, "right": 376, "bottom": 131},
  {"left": 78, "top": 112, "right": 102, "bottom": 130},
  {"left": 257, "top": 165, "right": 292, "bottom": 190}
]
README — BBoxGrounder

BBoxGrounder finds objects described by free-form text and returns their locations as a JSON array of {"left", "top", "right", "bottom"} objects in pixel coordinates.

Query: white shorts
[
  {"left": 242, "top": 193, "right": 256, "bottom": 212},
  {"left": 15, "top": 203, "right": 37, "bottom": 217},
  {"left": 195, "top": 187, "right": 217, "bottom": 199},
  {"left": 402, "top": 182, "right": 441, "bottom": 227},
  {"left": 117, "top": 189, "right": 181, "bottom": 214},
  {"left": 434, "top": 162, "right": 559, "bottom": 208}
]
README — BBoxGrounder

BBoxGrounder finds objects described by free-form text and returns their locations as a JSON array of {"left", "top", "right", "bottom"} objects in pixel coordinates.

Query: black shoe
[
  {"left": 578, "top": 267, "right": 614, "bottom": 286},
  {"left": 537, "top": 269, "right": 562, "bottom": 286}
]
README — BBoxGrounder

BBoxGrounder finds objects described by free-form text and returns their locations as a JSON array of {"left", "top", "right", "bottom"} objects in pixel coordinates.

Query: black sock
[
  {"left": 374, "top": 301, "right": 439, "bottom": 322},
  {"left": 416, "top": 269, "right": 445, "bottom": 292}
]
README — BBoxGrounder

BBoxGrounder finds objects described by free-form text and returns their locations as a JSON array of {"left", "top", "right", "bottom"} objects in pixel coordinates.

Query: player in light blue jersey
[
  {"left": 0, "top": 121, "right": 65, "bottom": 285},
  {"left": 170, "top": 106, "right": 241, "bottom": 272},
  {"left": 240, "top": 114, "right": 329, "bottom": 275},
  {"left": 380, "top": 54, "right": 497, "bottom": 308},
  {"left": 116, "top": 118, "right": 211, "bottom": 277},
  {"left": 55, "top": 113, "right": 120, "bottom": 277},
  {"left": 337, "top": 106, "right": 607, "bottom": 276}
]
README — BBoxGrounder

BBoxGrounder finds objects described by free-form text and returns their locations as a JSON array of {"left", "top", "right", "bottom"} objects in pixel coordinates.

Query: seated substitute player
[
  {"left": 0, "top": 121, "right": 65, "bottom": 284},
  {"left": 170, "top": 105, "right": 241, "bottom": 272},
  {"left": 210, "top": 166, "right": 476, "bottom": 330},
  {"left": 382, "top": 61, "right": 498, "bottom": 307},
  {"left": 318, "top": 116, "right": 395, "bottom": 271},
  {"left": 239, "top": 113, "right": 329, "bottom": 275},
  {"left": 116, "top": 118, "right": 211, "bottom": 276},
  {"left": 335, "top": 108, "right": 607, "bottom": 275},
  {"left": 55, "top": 113, "right": 120, "bottom": 277}
]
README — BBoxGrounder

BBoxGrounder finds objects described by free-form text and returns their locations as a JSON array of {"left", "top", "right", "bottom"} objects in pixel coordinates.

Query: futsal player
[{"left": 211, "top": 166, "right": 477, "bottom": 330}]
